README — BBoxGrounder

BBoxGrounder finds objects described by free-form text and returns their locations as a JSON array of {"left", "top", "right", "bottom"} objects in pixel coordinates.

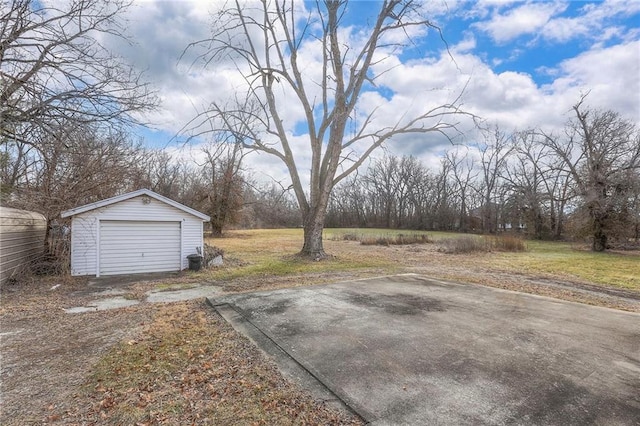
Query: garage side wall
[
  {"left": 182, "top": 220, "right": 204, "bottom": 269},
  {"left": 70, "top": 215, "right": 98, "bottom": 276},
  {"left": 69, "top": 196, "right": 204, "bottom": 276}
]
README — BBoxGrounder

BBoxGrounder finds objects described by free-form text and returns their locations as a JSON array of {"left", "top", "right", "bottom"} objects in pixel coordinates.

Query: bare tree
[
  {"left": 0, "top": 139, "right": 37, "bottom": 194},
  {"left": 501, "top": 131, "right": 549, "bottom": 238},
  {"left": 501, "top": 130, "right": 574, "bottom": 239},
  {"left": 245, "top": 183, "right": 301, "bottom": 229},
  {"left": 365, "top": 155, "right": 400, "bottom": 228},
  {"left": 327, "top": 154, "right": 457, "bottom": 231},
  {"left": 445, "top": 148, "right": 477, "bottom": 232},
  {"left": 542, "top": 97, "right": 640, "bottom": 251},
  {"left": 476, "top": 125, "right": 514, "bottom": 233},
  {"left": 630, "top": 176, "right": 640, "bottom": 242},
  {"left": 131, "top": 150, "right": 193, "bottom": 202},
  {"left": 403, "top": 162, "right": 434, "bottom": 230},
  {"left": 2, "top": 121, "right": 143, "bottom": 252},
  {"left": 187, "top": 0, "right": 468, "bottom": 258},
  {"left": 193, "top": 139, "right": 246, "bottom": 237},
  {"left": 327, "top": 175, "right": 368, "bottom": 228},
  {"left": 1, "top": 0, "right": 155, "bottom": 148}
]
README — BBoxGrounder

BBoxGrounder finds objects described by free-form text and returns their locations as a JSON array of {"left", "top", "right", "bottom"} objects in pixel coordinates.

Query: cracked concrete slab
[
  {"left": 65, "top": 285, "right": 222, "bottom": 313},
  {"left": 146, "top": 286, "right": 222, "bottom": 303},
  {"left": 209, "top": 274, "right": 640, "bottom": 425},
  {"left": 64, "top": 297, "right": 140, "bottom": 313}
]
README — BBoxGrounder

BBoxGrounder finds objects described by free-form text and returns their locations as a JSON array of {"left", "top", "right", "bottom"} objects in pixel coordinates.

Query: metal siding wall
[{"left": 0, "top": 208, "right": 47, "bottom": 284}]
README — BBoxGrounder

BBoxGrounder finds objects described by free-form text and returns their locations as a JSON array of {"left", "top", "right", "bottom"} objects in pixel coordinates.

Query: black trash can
[{"left": 187, "top": 254, "right": 203, "bottom": 271}]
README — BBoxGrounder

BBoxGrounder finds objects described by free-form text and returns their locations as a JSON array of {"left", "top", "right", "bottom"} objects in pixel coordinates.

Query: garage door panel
[
  {"left": 100, "top": 240, "right": 179, "bottom": 250},
  {"left": 101, "top": 230, "right": 180, "bottom": 240},
  {"left": 99, "top": 221, "right": 181, "bottom": 276}
]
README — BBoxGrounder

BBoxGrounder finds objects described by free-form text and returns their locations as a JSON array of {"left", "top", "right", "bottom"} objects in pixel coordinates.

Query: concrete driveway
[{"left": 209, "top": 274, "right": 640, "bottom": 425}]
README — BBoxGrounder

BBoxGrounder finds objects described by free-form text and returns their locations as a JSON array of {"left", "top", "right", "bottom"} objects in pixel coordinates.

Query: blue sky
[
  {"left": 119, "top": 0, "right": 639, "bottom": 180},
  {"left": 460, "top": 1, "right": 638, "bottom": 82}
]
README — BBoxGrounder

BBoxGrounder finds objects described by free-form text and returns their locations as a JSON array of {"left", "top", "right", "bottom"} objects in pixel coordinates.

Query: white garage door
[{"left": 99, "top": 221, "right": 181, "bottom": 276}]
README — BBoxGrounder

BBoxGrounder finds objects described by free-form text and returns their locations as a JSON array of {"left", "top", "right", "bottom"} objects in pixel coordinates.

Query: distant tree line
[{"left": 326, "top": 101, "right": 640, "bottom": 250}]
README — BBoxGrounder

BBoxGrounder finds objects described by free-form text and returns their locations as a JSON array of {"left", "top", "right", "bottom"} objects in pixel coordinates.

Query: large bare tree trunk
[
  {"left": 591, "top": 211, "right": 607, "bottom": 252},
  {"left": 301, "top": 208, "right": 327, "bottom": 259}
]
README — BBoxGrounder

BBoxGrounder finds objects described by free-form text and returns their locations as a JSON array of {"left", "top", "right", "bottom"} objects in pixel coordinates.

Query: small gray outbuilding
[
  {"left": 61, "top": 189, "right": 210, "bottom": 277},
  {"left": 0, "top": 207, "right": 47, "bottom": 285}
]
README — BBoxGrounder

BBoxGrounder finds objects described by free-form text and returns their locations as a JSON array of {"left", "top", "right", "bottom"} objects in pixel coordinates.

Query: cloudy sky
[{"left": 116, "top": 0, "right": 640, "bottom": 183}]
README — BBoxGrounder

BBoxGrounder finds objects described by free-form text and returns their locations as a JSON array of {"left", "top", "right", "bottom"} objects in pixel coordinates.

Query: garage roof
[{"left": 60, "top": 189, "right": 210, "bottom": 221}]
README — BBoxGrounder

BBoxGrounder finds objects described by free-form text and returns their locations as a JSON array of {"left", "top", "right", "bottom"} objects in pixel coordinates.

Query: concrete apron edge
[{"left": 205, "top": 297, "right": 375, "bottom": 423}]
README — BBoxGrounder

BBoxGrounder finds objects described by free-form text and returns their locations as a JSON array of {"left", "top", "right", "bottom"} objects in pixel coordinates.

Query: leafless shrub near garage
[{"left": 203, "top": 243, "right": 225, "bottom": 267}]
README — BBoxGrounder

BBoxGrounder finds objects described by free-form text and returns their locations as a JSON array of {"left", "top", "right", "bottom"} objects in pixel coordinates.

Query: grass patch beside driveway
[{"left": 56, "top": 301, "right": 361, "bottom": 425}]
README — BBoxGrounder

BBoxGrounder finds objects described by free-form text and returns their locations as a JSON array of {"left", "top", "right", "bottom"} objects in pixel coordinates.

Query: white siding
[
  {"left": 70, "top": 216, "right": 98, "bottom": 276},
  {"left": 69, "top": 195, "right": 205, "bottom": 276},
  {"left": 181, "top": 220, "right": 204, "bottom": 270},
  {"left": 99, "top": 221, "right": 181, "bottom": 275}
]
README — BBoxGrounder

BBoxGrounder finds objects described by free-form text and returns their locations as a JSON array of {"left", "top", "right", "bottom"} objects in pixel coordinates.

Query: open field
[
  {"left": 204, "top": 228, "right": 640, "bottom": 293},
  {"left": 1, "top": 229, "right": 638, "bottom": 424}
]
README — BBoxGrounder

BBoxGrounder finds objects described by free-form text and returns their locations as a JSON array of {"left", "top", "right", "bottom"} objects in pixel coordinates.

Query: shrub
[
  {"left": 489, "top": 234, "right": 527, "bottom": 252},
  {"left": 438, "top": 234, "right": 527, "bottom": 254},
  {"left": 203, "top": 244, "right": 225, "bottom": 267},
  {"left": 360, "top": 233, "right": 433, "bottom": 246},
  {"left": 437, "top": 236, "right": 488, "bottom": 254},
  {"left": 340, "top": 233, "right": 360, "bottom": 241}
]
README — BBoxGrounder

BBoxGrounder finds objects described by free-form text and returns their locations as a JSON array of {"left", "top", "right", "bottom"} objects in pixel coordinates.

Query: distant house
[
  {"left": 468, "top": 203, "right": 525, "bottom": 233},
  {"left": 0, "top": 207, "right": 47, "bottom": 284},
  {"left": 61, "top": 189, "right": 210, "bottom": 277}
]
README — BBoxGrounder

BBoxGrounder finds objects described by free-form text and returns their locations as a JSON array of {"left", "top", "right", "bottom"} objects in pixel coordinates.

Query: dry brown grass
[
  {"left": 437, "top": 235, "right": 487, "bottom": 253},
  {"left": 330, "top": 231, "right": 433, "bottom": 246},
  {"left": 58, "top": 301, "right": 358, "bottom": 425},
  {"left": 437, "top": 234, "right": 527, "bottom": 254},
  {"left": 488, "top": 234, "right": 527, "bottom": 252}
]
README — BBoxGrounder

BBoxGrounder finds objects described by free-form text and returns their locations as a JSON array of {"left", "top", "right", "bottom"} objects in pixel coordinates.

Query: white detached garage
[{"left": 61, "top": 189, "right": 210, "bottom": 277}]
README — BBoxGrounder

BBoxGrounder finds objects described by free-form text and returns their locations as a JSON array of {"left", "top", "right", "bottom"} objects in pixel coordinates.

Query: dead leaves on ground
[{"left": 57, "top": 300, "right": 361, "bottom": 425}]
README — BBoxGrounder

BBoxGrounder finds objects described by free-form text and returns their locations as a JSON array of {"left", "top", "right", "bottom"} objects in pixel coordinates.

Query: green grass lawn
[
  {"left": 208, "top": 228, "right": 639, "bottom": 292},
  {"left": 206, "top": 229, "right": 397, "bottom": 281},
  {"left": 327, "top": 228, "right": 639, "bottom": 291},
  {"left": 491, "top": 240, "right": 639, "bottom": 290}
]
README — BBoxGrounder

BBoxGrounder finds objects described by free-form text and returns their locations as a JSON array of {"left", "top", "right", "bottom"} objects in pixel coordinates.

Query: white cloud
[
  {"left": 473, "top": 0, "right": 640, "bottom": 45},
  {"left": 452, "top": 32, "right": 477, "bottom": 53},
  {"left": 541, "top": 0, "right": 640, "bottom": 43},
  {"left": 475, "top": 1, "right": 567, "bottom": 43},
  {"left": 546, "top": 40, "right": 640, "bottom": 120}
]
